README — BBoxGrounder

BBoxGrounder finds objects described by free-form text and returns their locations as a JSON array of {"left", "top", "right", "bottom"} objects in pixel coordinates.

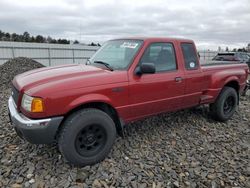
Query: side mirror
[{"left": 135, "top": 63, "right": 156, "bottom": 75}]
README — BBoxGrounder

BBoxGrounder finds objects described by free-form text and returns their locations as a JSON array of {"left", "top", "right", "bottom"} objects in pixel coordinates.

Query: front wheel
[
  {"left": 58, "top": 108, "right": 116, "bottom": 166},
  {"left": 210, "top": 86, "right": 238, "bottom": 122}
]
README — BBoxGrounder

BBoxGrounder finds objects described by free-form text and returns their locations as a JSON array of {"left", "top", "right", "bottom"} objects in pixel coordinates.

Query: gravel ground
[
  {"left": 0, "top": 57, "right": 44, "bottom": 89},
  {"left": 0, "top": 58, "right": 250, "bottom": 188}
]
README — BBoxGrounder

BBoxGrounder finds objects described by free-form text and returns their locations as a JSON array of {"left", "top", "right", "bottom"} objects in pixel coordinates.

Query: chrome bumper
[
  {"left": 8, "top": 96, "right": 63, "bottom": 144},
  {"left": 8, "top": 96, "right": 51, "bottom": 127}
]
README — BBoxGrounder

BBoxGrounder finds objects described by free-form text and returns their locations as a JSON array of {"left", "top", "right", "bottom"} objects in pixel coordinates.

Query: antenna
[{"left": 79, "top": 21, "right": 82, "bottom": 43}]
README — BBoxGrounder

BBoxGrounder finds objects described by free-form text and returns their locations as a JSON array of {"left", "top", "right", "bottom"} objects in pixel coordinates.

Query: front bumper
[{"left": 8, "top": 97, "right": 63, "bottom": 144}]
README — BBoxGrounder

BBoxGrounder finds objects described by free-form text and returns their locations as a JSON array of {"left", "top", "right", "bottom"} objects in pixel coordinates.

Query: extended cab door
[
  {"left": 180, "top": 42, "right": 205, "bottom": 107},
  {"left": 128, "top": 41, "right": 185, "bottom": 120}
]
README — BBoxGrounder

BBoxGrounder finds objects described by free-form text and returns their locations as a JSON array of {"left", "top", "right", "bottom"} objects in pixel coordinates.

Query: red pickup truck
[{"left": 8, "top": 38, "right": 249, "bottom": 166}]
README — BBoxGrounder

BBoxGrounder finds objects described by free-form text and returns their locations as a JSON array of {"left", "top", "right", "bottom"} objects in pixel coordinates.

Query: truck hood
[{"left": 13, "top": 64, "right": 128, "bottom": 95}]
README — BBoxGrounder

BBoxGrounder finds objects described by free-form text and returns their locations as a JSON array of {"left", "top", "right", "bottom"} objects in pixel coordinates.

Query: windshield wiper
[{"left": 94, "top": 61, "right": 113, "bottom": 71}]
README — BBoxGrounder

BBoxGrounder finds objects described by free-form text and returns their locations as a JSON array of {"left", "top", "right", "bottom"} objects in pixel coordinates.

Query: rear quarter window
[{"left": 181, "top": 43, "right": 198, "bottom": 70}]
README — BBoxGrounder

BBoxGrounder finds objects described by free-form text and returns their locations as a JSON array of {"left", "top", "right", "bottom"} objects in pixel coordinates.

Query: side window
[
  {"left": 140, "top": 43, "right": 177, "bottom": 72},
  {"left": 237, "top": 53, "right": 243, "bottom": 60},
  {"left": 181, "top": 43, "right": 198, "bottom": 70},
  {"left": 242, "top": 54, "right": 248, "bottom": 61}
]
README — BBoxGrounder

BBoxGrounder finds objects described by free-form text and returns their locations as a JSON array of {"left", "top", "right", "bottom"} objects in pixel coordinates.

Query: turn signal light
[{"left": 31, "top": 98, "right": 44, "bottom": 112}]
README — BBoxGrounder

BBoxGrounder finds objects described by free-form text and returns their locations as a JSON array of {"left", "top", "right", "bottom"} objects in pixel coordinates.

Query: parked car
[
  {"left": 212, "top": 52, "right": 250, "bottom": 67},
  {"left": 8, "top": 37, "right": 249, "bottom": 166}
]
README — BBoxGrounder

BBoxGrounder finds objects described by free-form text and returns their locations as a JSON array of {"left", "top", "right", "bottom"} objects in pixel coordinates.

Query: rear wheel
[
  {"left": 210, "top": 86, "right": 238, "bottom": 122},
  {"left": 58, "top": 108, "right": 116, "bottom": 166}
]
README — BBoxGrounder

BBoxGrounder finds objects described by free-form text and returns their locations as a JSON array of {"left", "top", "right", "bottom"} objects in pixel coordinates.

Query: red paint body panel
[{"left": 12, "top": 38, "right": 249, "bottom": 124}]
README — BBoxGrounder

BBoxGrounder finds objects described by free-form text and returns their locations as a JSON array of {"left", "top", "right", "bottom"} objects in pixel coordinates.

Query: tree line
[{"left": 0, "top": 30, "right": 101, "bottom": 46}]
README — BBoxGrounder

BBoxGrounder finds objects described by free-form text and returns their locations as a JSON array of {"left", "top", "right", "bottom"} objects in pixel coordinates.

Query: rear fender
[
  {"left": 223, "top": 76, "right": 240, "bottom": 88},
  {"left": 213, "top": 76, "right": 240, "bottom": 104},
  {"left": 205, "top": 74, "right": 240, "bottom": 103},
  {"left": 211, "top": 71, "right": 239, "bottom": 89}
]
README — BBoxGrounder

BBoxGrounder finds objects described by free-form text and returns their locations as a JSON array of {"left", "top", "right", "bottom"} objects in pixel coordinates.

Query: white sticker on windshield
[
  {"left": 120, "top": 42, "right": 138, "bottom": 49},
  {"left": 190, "top": 62, "right": 195, "bottom": 68}
]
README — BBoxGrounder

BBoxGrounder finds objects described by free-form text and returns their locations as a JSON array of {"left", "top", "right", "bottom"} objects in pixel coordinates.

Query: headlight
[{"left": 21, "top": 94, "right": 44, "bottom": 112}]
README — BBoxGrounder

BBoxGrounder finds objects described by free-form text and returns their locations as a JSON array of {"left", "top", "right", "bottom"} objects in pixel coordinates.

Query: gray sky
[{"left": 0, "top": 0, "right": 250, "bottom": 50}]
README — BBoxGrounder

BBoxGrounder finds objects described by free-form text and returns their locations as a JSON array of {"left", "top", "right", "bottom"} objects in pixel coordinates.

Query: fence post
[
  {"left": 48, "top": 48, "right": 51, "bottom": 66},
  {"left": 72, "top": 49, "right": 75, "bottom": 64},
  {"left": 12, "top": 47, "right": 15, "bottom": 58}
]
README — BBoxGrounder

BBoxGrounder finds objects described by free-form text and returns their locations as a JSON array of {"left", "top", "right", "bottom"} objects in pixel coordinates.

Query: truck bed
[
  {"left": 199, "top": 62, "right": 249, "bottom": 104},
  {"left": 201, "top": 60, "right": 242, "bottom": 67},
  {"left": 201, "top": 61, "right": 248, "bottom": 74}
]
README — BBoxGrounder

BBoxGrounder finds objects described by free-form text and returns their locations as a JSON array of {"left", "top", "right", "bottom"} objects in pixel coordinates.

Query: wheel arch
[
  {"left": 224, "top": 80, "right": 240, "bottom": 92},
  {"left": 223, "top": 79, "right": 240, "bottom": 104},
  {"left": 59, "top": 100, "right": 124, "bottom": 137}
]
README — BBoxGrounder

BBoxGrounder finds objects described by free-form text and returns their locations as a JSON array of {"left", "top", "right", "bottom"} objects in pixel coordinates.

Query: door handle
[{"left": 175, "top": 77, "right": 183, "bottom": 83}]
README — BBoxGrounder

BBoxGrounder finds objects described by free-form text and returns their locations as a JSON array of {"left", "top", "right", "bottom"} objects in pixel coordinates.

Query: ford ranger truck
[{"left": 8, "top": 38, "right": 249, "bottom": 166}]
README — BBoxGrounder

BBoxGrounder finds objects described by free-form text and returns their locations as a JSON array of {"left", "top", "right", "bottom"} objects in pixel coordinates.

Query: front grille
[{"left": 11, "top": 85, "right": 19, "bottom": 106}]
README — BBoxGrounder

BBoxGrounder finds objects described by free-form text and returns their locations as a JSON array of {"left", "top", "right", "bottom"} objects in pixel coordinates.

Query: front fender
[{"left": 67, "top": 93, "right": 114, "bottom": 112}]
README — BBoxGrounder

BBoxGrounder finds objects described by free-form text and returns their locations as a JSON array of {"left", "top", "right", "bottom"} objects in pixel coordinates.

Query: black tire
[
  {"left": 209, "top": 86, "right": 238, "bottom": 122},
  {"left": 58, "top": 108, "right": 116, "bottom": 167}
]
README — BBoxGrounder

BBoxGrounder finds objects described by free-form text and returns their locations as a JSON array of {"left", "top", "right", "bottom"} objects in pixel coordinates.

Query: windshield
[{"left": 89, "top": 39, "right": 143, "bottom": 70}]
